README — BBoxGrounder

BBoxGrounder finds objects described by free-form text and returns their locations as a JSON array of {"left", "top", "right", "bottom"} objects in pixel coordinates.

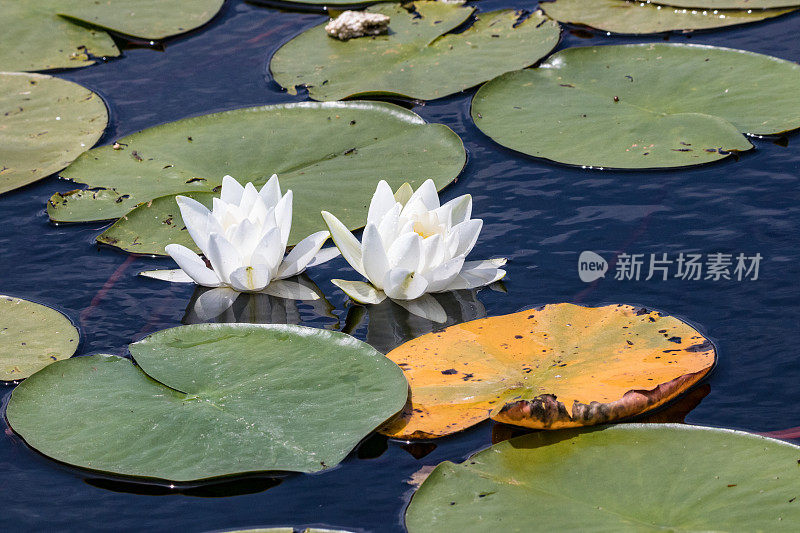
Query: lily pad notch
[
  {"left": 380, "top": 303, "right": 716, "bottom": 439},
  {"left": 6, "top": 324, "right": 409, "bottom": 481}
]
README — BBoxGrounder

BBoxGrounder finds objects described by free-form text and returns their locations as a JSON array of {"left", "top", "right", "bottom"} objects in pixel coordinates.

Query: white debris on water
[{"left": 325, "top": 11, "right": 390, "bottom": 41}]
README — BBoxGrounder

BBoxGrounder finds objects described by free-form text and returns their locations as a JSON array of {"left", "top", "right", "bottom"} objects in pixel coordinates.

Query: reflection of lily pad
[
  {"left": 47, "top": 101, "right": 466, "bottom": 255},
  {"left": 541, "top": 0, "right": 796, "bottom": 34},
  {"left": 271, "top": 3, "right": 561, "bottom": 101},
  {"left": 0, "top": 72, "right": 107, "bottom": 194},
  {"left": 406, "top": 424, "right": 800, "bottom": 532},
  {"left": 472, "top": 43, "right": 800, "bottom": 169},
  {"left": 0, "top": 0, "right": 224, "bottom": 71},
  {"left": 7, "top": 324, "right": 408, "bottom": 481},
  {"left": 0, "top": 295, "right": 78, "bottom": 381},
  {"left": 381, "top": 304, "right": 715, "bottom": 439}
]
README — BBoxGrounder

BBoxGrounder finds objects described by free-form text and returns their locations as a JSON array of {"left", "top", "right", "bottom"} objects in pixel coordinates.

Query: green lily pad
[
  {"left": 541, "top": 0, "right": 796, "bottom": 34},
  {"left": 0, "top": 0, "right": 224, "bottom": 72},
  {"left": 472, "top": 43, "right": 800, "bottom": 169},
  {"left": 0, "top": 72, "right": 107, "bottom": 194},
  {"left": 653, "top": 0, "right": 800, "bottom": 8},
  {"left": 0, "top": 295, "right": 78, "bottom": 381},
  {"left": 6, "top": 324, "right": 408, "bottom": 481},
  {"left": 47, "top": 101, "right": 465, "bottom": 255},
  {"left": 270, "top": 3, "right": 561, "bottom": 101},
  {"left": 406, "top": 424, "right": 800, "bottom": 531}
]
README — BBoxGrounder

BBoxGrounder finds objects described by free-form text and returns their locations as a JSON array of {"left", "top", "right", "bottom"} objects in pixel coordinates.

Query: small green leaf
[
  {"left": 0, "top": 72, "right": 107, "bottom": 194},
  {"left": 0, "top": 295, "right": 78, "bottom": 381}
]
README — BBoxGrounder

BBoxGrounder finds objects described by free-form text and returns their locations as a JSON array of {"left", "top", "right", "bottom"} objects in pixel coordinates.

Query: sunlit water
[{"left": 2, "top": 1, "right": 800, "bottom": 530}]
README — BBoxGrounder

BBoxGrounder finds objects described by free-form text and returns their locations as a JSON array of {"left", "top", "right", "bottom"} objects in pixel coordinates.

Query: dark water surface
[{"left": 3, "top": 1, "right": 800, "bottom": 531}]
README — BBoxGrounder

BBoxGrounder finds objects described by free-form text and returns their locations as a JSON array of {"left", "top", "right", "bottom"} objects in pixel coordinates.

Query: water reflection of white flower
[
  {"left": 184, "top": 275, "right": 336, "bottom": 326},
  {"left": 141, "top": 175, "right": 338, "bottom": 300},
  {"left": 322, "top": 179, "right": 506, "bottom": 322},
  {"left": 343, "top": 288, "right": 496, "bottom": 353}
]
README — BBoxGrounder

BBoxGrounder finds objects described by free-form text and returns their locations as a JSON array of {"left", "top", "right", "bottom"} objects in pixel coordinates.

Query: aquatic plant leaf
[
  {"left": 380, "top": 304, "right": 715, "bottom": 439},
  {"left": 472, "top": 43, "right": 800, "bottom": 169},
  {"left": 406, "top": 424, "right": 800, "bottom": 532},
  {"left": 0, "top": 295, "right": 78, "bottom": 381},
  {"left": 653, "top": 0, "right": 800, "bottom": 8},
  {"left": 0, "top": 72, "right": 107, "bottom": 194},
  {"left": 270, "top": 3, "right": 561, "bottom": 101},
  {"left": 541, "top": 0, "right": 796, "bottom": 34},
  {"left": 6, "top": 324, "right": 408, "bottom": 481},
  {"left": 46, "top": 101, "right": 465, "bottom": 255},
  {"left": 0, "top": 0, "right": 223, "bottom": 71}
]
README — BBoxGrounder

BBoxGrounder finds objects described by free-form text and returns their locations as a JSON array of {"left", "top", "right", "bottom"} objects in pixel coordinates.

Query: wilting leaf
[
  {"left": 6, "top": 324, "right": 408, "bottom": 481},
  {"left": 270, "top": 3, "right": 561, "bottom": 101},
  {"left": 380, "top": 304, "right": 715, "bottom": 439},
  {"left": 0, "top": 295, "right": 78, "bottom": 381},
  {"left": 0, "top": 72, "right": 107, "bottom": 194},
  {"left": 541, "top": 0, "right": 796, "bottom": 34},
  {"left": 47, "top": 101, "right": 465, "bottom": 255},
  {"left": 472, "top": 43, "right": 800, "bottom": 169},
  {"left": 0, "top": 0, "right": 224, "bottom": 71},
  {"left": 406, "top": 424, "right": 800, "bottom": 532}
]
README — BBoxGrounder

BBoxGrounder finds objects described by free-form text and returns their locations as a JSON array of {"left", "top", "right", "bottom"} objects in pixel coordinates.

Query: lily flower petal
[
  {"left": 367, "top": 180, "right": 396, "bottom": 225},
  {"left": 438, "top": 194, "right": 472, "bottom": 227},
  {"left": 394, "top": 182, "right": 414, "bottom": 206},
  {"left": 451, "top": 218, "right": 483, "bottom": 258},
  {"left": 229, "top": 264, "right": 271, "bottom": 292},
  {"left": 259, "top": 174, "right": 281, "bottom": 207},
  {"left": 261, "top": 279, "right": 321, "bottom": 300},
  {"left": 307, "top": 246, "right": 341, "bottom": 268},
  {"left": 361, "top": 224, "right": 390, "bottom": 288},
  {"left": 332, "top": 279, "right": 387, "bottom": 304},
  {"left": 321, "top": 211, "right": 366, "bottom": 277},
  {"left": 387, "top": 231, "right": 421, "bottom": 272},
  {"left": 175, "top": 195, "right": 215, "bottom": 253},
  {"left": 251, "top": 226, "right": 284, "bottom": 272},
  {"left": 274, "top": 190, "right": 293, "bottom": 249},
  {"left": 383, "top": 269, "right": 428, "bottom": 300},
  {"left": 276, "top": 230, "right": 331, "bottom": 279},
  {"left": 205, "top": 233, "right": 242, "bottom": 285},
  {"left": 446, "top": 260, "right": 507, "bottom": 290},
  {"left": 139, "top": 269, "right": 195, "bottom": 283},
  {"left": 403, "top": 178, "right": 439, "bottom": 212},
  {"left": 165, "top": 243, "right": 222, "bottom": 287},
  {"left": 220, "top": 175, "right": 245, "bottom": 205},
  {"left": 425, "top": 256, "right": 466, "bottom": 293}
]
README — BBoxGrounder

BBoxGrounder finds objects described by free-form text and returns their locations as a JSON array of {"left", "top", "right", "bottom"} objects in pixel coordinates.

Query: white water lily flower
[
  {"left": 141, "top": 175, "right": 339, "bottom": 300},
  {"left": 321, "top": 179, "right": 506, "bottom": 319}
]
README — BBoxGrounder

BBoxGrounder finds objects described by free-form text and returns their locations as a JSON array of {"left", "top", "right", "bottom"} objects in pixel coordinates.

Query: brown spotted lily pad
[{"left": 380, "top": 303, "right": 715, "bottom": 439}]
